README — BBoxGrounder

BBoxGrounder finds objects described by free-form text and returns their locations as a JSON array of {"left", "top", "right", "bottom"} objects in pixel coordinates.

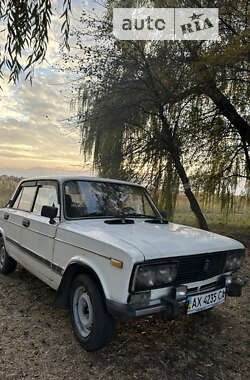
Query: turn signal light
[{"left": 110, "top": 259, "right": 123, "bottom": 269}]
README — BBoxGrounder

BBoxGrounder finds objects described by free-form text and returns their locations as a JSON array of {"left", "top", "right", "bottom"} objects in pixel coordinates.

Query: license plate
[{"left": 187, "top": 288, "right": 226, "bottom": 315}]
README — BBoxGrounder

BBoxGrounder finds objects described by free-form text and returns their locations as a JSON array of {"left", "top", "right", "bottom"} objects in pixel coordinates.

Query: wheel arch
[{"left": 54, "top": 261, "right": 107, "bottom": 309}]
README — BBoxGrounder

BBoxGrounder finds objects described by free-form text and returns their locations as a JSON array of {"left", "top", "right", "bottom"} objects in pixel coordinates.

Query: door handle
[
  {"left": 22, "top": 219, "right": 30, "bottom": 228},
  {"left": 4, "top": 213, "right": 9, "bottom": 220}
]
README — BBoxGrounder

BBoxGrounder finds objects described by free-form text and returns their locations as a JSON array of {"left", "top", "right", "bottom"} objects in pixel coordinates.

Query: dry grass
[
  {"left": 0, "top": 176, "right": 21, "bottom": 208},
  {"left": 172, "top": 192, "right": 250, "bottom": 247}
]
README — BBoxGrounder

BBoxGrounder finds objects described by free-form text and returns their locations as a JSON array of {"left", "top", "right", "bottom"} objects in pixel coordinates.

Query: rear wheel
[
  {"left": 70, "top": 273, "right": 115, "bottom": 351},
  {"left": 0, "top": 241, "right": 17, "bottom": 274}
]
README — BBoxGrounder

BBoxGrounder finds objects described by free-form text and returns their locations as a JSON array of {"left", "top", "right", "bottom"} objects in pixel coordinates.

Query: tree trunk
[
  {"left": 159, "top": 109, "right": 209, "bottom": 231},
  {"left": 204, "top": 84, "right": 250, "bottom": 172},
  {"left": 187, "top": 46, "right": 249, "bottom": 170}
]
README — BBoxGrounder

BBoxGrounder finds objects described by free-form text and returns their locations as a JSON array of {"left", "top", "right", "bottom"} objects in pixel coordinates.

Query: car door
[
  {"left": 18, "top": 180, "right": 60, "bottom": 287},
  {"left": 0, "top": 182, "right": 37, "bottom": 262}
]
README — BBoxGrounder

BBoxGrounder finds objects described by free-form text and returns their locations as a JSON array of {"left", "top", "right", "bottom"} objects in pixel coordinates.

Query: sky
[{"left": 0, "top": 0, "right": 102, "bottom": 178}]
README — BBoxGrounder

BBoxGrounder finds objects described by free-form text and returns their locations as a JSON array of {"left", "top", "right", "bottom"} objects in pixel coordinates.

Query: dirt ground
[{"left": 0, "top": 235, "right": 249, "bottom": 380}]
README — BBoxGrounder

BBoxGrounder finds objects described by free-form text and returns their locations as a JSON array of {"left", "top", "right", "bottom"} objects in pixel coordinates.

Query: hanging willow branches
[
  {"left": 0, "top": 0, "right": 72, "bottom": 83},
  {"left": 62, "top": 0, "right": 249, "bottom": 226}
]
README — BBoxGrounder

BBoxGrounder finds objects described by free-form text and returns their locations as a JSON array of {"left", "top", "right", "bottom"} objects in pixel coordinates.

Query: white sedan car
[{"left": 0, "top": 176, "right": 247, "bottom": 351}]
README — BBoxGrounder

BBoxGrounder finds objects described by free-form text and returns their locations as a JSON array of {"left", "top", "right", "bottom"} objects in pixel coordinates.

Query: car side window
[
  {"left": 33, "top": 185, "right": 59, "bottom": 216},
  {"left": 16, "top": 186, "right": 37, "bottom": 212}
]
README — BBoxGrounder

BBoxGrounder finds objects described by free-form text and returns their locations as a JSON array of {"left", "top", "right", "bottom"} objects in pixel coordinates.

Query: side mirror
[
  {"left": 160, "top": 210, "right": 167, "bottom": 219},
  {"left": 41, "top": 205, "right": 58, "bottom": 224}
]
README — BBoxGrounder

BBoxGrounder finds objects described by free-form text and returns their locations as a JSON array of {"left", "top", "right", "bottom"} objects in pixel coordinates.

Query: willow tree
[
  {"left": 126, "top": 0, "right": 250, "bottom": 168},
  {"left": 64, "top": 0, "right": 249, "bottom": 228},
  {"left": 77, "top": 82, "right": 182, "bottom": 220},
  {"left": 0, "top": 0, "right": 72, "bottom": 83},
  {"left": 73, "top": 35, "right": 210, "bottom": 229}
]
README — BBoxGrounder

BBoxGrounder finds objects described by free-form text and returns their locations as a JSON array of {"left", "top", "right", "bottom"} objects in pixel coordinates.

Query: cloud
[
  {"left": 0, "top": 73, "right": 85, "bottom": 172},
  {"left": 0, "top": 0, "right": 99, "bottom": 177}
]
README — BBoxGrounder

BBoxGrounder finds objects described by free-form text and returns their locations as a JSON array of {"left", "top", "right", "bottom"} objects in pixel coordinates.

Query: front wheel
[
  {"left": 70, "top": 274, "right": 115, "bottom": 351},
  {"left": 0, "top": 241, "right": 17, "bottom": 274}
]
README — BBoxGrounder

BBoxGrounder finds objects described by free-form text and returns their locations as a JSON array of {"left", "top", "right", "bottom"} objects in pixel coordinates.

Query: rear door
[{"left": 19, "top": 180, "right": 60, "bottom": 287}]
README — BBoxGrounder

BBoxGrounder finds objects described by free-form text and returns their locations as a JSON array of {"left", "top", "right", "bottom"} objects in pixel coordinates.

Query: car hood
[{"left": 59, "top": 219, "right": 244, "bottom": 261}]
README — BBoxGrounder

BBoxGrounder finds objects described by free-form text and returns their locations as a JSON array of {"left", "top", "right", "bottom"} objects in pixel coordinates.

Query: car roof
[{"left": 20, "top": 176, "right": 143, "bottom": 187}]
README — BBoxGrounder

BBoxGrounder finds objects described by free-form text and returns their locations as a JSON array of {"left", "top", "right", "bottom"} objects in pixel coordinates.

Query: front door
[{"left": 19, "top": 180, "right": 60, "bottom": 287}]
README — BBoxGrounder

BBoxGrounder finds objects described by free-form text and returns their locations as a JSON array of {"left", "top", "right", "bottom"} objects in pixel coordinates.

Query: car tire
[
  {"left": 70, "top": 273, "right": 115, "bottom": 351},
  {"left": 0, "top": 241, "right": 17, "bottom": 274}
]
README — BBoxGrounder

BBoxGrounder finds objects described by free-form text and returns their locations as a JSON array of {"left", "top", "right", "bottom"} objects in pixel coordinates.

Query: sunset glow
[{"left": 0, "top": 0, "right": 92, "bottom": 178}]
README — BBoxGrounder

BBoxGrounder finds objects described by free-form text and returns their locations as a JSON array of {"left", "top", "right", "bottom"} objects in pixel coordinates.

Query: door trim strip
[{"left": 5, "top": 236, "right": 63, "bottom": 276}]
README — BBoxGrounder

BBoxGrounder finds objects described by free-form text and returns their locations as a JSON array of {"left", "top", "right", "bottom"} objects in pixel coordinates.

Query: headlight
[
  {"left": 224, "top": 251, "right": 245, "bottom": 273},
  {"left": 132, "top": 262, "right": 178, "bottom": 291}
]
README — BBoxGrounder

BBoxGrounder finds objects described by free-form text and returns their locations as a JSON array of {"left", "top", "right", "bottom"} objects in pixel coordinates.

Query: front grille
[
  {"left": 174, "top": 251, "right": 229, "bottom": 284},
  {"left": 187, "top": 278, "right": 226, "bottom": 296},
  {"left": 129, "top": 249, "right": 244, "bottom": 293},
  {"left": 200, "top": 281, "right": 218, "bottom": 291}
]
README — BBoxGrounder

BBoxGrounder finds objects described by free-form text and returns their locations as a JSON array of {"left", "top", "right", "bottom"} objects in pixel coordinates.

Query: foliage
[
  {"left": 63, "top": 0, "right": 249, "bottom": 225},
  {"left": 0, "top": 0, "right": 72, "bottom": 84}
]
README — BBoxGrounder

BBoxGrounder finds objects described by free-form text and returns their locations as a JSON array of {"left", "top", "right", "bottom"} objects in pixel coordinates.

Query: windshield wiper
[
  {"left": 122, "top": 213, "right": 155, "bottom": 218},
  {"left": 84, "top": 212, "right": 167, "bottom": 224},
  {"left": 145, "top": 217, "right": 168, "bottom": 224},
  {"left": 124, "top": 213, "right": 168, "bottom": 223},
  {"left": 103, "top": 213, "right": 135, "bottom": 224}
]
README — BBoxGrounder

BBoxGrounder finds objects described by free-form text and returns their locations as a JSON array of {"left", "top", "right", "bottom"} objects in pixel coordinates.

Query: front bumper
[{"left": 106, "top": 275, "right": 248, "bottom": 320}]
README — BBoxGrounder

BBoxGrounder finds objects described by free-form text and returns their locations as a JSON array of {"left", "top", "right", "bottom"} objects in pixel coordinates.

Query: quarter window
[
  {"left": 12, "top": 188, "right": 23, "bottom": 209},
  {"left": 17, "top": 186, "right": 37, "bottom": 212},
  {"left": 33, "top": 185, "right": 59, "bottom": 216}
]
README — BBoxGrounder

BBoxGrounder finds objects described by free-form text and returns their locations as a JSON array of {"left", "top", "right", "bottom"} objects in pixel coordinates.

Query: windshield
[{"left": 64, "top": 180, "right": 159, "bottom": 219}]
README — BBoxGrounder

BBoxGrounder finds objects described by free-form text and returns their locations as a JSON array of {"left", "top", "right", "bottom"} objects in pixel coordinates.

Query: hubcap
[
  {"left": 0, "top": 245, "right": 6, "bottom": 268},
  {"left": 73, "top": 286, "right": 94, "bottom": 338}
]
